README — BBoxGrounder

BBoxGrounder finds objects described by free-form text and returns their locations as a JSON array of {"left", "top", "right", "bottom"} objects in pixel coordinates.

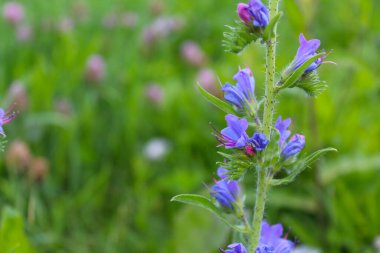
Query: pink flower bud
[
  {"left": 181, "top": 41, "right": 206, "bottom": 67},
  {"left": 3, "top": 2, "right": 24, "bottom": 25},
  {"left": 85, "top": 55, "right": 105, "bottom": 83},
  {"left": 197, "top": 68, "right": 220, "bottom": 97},
  {"left": 237, "top": 3, "right": 251, "bottom": 24}
]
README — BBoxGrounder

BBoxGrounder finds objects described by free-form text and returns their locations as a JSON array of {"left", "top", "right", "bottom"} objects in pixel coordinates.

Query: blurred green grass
[{"left": 0, "top": 0, "right": 379, "bottom": 252}]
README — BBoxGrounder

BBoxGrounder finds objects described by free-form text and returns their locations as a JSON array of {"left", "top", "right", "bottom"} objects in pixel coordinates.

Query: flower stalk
[{"left": 250, "top": 0, "right": 280, "bottom": 251}]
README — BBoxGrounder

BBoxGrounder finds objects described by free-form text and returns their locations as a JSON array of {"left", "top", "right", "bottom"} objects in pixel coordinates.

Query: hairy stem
[
  {"left": 250, "top": 0, "right": 280, "bottom": 251},
  {"left": 249, "top": 166, "right": 268, "bottom": 252}
]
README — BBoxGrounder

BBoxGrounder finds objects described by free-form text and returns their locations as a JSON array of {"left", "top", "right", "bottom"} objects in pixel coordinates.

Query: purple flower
[
  {"left": 275, "top": 116, "right": 305, "bottom": 160},
  {"left": 221, "top": 243, "right": 247, "bottom": 253},
  {"left": 256, "top": 221, "right": 294, "bottom": 253},
  {"left": 237, "top": 0, "right": 269, "bottom": 28},
  {"left": 85, "top": 55, "right": 105, "bottom": 83},
  {"left": 222, "top": 68, "right": 255, "bottom": 109},
  {"left": 248, "top": 0, "right": 270, "bottom": 27},
  {"left": 291, "top": 33, "right": 325, "bottom": 74},
  {"left": 281, "top": 134, "right": 305, "bottom": 159},
  {"left": 0, "top": 107, "right": 17, "bottom": 137},
  {"left": 218, "top": 114, "right": 249, "bottom": 149},
  {"left": 248, "top": 133, "right": 269, "bottom": 151},
  {"left": 211, "top": 168, "right": 239, "bottom": 209}
]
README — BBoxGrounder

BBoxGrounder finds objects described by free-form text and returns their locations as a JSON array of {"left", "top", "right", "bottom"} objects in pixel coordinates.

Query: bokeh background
[{"left": 0, "top": 0, "right": 379, "bottom": 252}]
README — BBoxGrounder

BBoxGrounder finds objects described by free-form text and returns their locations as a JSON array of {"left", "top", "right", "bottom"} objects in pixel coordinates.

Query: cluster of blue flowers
[{"left": 208, "top": 0, "right": 328, "bottom": 251}]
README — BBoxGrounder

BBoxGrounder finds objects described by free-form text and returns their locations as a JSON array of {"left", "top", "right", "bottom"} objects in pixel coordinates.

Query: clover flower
[
  {"left": 290, "top": 33, "right": 325, "bottom": 74},
  {"left": 256, "top": 221, "right": 294, "bottom": 253},
  {"left": 275, "top": 116, "right": 305, "bottom": 160},
  {"left": 0, "top": 106, "right": 17, "bottom": 137},
  {"left": 220, "top": 243, "right": 247, "bottom": 253},
  {"left": 222, "top": 68, "right": 255, "bottom": 109},
  {"left": 237, "top": 0, "right": 269, "bottom": 28},
  {"left": 211, "top": 168, "right": 239, "bottom": 209}
]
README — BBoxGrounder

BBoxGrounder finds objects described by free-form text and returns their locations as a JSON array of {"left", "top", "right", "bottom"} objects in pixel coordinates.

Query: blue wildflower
[
  {"left": 290, "top": 33, "right": 325, "bottom": 74},
  {"left": 218, "top": 114, "right": 249, "bottom": 149},
  {"left": 256, "top": 221, "right": 294, "bottom": 253},
  {"left": 275, "top": 116, "right": 305, "bottom": 160},
  {"left": 0, "top": 106, "right": 17, "bottom": 137},
  {"left": 221, "top": 243, "right": 247, "bottom": 253},
  {"left": 211, "top": 168, "right": 239, "bottom": 209},
  {"left": 248, "top": 133, "right": 269, "bottom": 151},
  {"left": 222, "top": 68, "right": 255, "bottom": 109},
  {"left": 248, "top": 0, "right": 270, "bottom": 28},
  {"left": 281, "top": 134, "right": 305, "bottom": 160}
]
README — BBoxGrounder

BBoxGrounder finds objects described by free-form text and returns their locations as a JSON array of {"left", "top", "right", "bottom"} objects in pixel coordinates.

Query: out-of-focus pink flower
[
  {"left": 72, "top": 2, "right": 88, "bottom": 21},
  {"left": 102, "top": 13, "right": 118, "bottom": 29},
  {"left": 122, "top": 12, "right": 138, "bottom": 28},
  {"left": 29, "top": 156, "right": 49, "bottom": 182},
  {"left": 197, "top": 68, "right": 220, "bottom": 97},
  {"left": 149, "top": 1, "right": 164, "bottom": 16},
  {"left": 58, "top": 17, "right": 74, "bottom": 33},
  {"left": 3, "top": 2, "right": 24, "bottom": 25},
  {"left": 145, "top": 84, "right": 164, "bottom": 105},
  {"left": 181, "top": 41, "right": 206, "bottom": 67},
  {"left": 5, "top": 140, "right": 31, "bottom": 172},
  {"left": 142, "top": 16, "right": 184, "bottom": 46},
  {"left": 85, "top": 55, "right": 105, "bottom": 83},
  {"left": 55, "top": 99, "right": 72, "bottom": 117},
  {"left": 16, "top": 24, "right": 32, "bottom": 41},
  {"left": 8, "top": 80, "right": 28, "bottom": 112}
]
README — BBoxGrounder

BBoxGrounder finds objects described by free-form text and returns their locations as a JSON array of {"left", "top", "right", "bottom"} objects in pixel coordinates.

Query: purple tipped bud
[{"left": 237, "top": 3, "right": 252, "bottom": 24}]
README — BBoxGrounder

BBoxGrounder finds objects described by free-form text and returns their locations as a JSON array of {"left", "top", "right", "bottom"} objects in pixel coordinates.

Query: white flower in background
[
  {"left": 143, "top": 138, "right": 170, "bottom": 161},
  {"left": 293, "top": 245, "right": 321, "bottom": 253},
  {"left": 374, "top": 236, "right": 380, "bottom": 252}
]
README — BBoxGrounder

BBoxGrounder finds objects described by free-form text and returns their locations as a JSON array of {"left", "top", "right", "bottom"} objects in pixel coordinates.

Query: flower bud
[
  {"left": 2, "top": 2, "right": 24, "bottom": 25},
  {"left": 211, "top": 168, "right": 239, "bottom": 209},
  {"left": 237, "top": 3, "right": 251, "bottom": 24}
]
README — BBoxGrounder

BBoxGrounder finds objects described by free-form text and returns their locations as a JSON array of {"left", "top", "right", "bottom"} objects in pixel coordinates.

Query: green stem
[
  {"left": 249, "top": 167, "right": 268, "bottom": 252},
  {"left": 250, "top": 0, "right": 280, "bottom": 251}
]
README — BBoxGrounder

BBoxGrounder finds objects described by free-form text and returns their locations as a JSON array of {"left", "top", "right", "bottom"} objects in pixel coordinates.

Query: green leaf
[
  {"left": 222, "top": 21, "right": 260, "bottom": 54},
  {"left": 171, "top": 194, "right": 247, "bottom": 233},
  {"left": 278, "top": 52, "right": 326, "bottom": 90},
  {"left": 270, "top": 147, "right": 337, "bottom": 186},
  {"left": 197, "top": 83, "right": 235, "bottom": 114},
  {"left": 0, "top": 207, "right": 36, "bottom": 253},
  {"left": 263, "top": 12, "right": 282, "bottom": 41}
]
